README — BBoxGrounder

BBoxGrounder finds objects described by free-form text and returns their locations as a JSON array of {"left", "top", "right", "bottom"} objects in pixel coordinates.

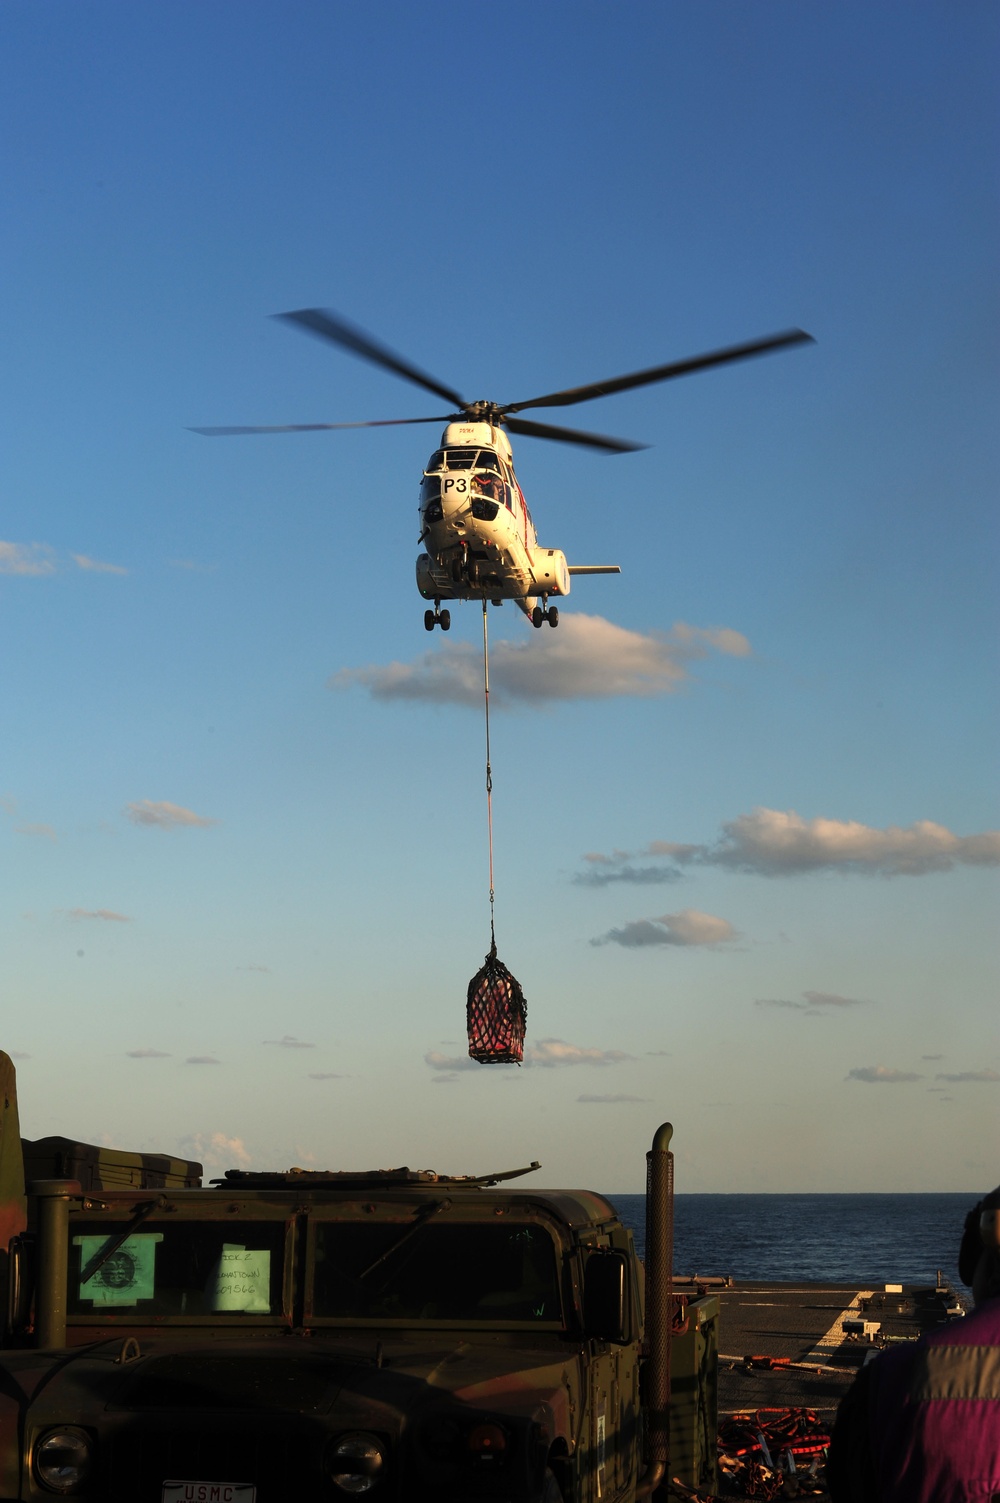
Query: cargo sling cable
[
  {"left": 484, "top": 598, "right": 496, "bottom": 957},
  {"left": 466, "top": 601, "right": 527, "bottom": 1065}
]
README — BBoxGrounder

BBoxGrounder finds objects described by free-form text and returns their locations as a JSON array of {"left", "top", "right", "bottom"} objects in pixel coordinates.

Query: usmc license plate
[{"left": 162, "top": 1486, "right": 255, "bottom": 1503}]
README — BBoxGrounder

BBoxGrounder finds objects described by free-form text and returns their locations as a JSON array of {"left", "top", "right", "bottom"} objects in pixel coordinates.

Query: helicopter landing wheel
[
  {"left": 439, "top": 608, "right": 451, "bottom": 631},
  {"left": 546, "top": 606, "right": 558, "bottom": 627},
  {"left": 531, "top": 605, "right": 544, "bottom": 629},
  {"left": 424, "top": 609, "right": 436, "bottom": 632}
]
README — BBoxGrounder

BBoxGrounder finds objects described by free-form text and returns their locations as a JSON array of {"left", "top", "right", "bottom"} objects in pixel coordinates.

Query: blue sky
[{"left": 2, "top": 2, "right": 997, "bottom": 1193}]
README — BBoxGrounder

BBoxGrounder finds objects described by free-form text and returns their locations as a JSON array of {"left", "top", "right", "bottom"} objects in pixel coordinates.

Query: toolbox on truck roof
[{"left": 22, "top": 1135, "right": 202, "bottom": 1192}]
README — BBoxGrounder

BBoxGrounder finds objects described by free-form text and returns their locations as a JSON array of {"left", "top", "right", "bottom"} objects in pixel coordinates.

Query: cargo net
[
  {"left": 717, "top": 1409, "right": 831, "bottom": 1499},
  {"left": 467, "top": 944, "right": 527, "bottom": 1064}
]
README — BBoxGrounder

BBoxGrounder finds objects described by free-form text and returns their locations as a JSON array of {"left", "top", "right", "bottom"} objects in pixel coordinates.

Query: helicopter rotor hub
[{"left": 464, "top": 401, "right": 502, "bottom": 424}]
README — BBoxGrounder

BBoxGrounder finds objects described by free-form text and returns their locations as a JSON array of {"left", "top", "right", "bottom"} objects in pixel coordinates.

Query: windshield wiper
[
  {"left": 357, "top": 1198, "right": 451, "bottom": 1284},
  {"left": 79, "top": 1197, "right": 167, "bottom": 1286}
]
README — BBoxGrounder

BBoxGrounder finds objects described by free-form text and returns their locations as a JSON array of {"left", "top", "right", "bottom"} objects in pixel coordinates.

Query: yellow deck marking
[{"left": 804, "top": 1290, "right": 874, "bottom": 1365}]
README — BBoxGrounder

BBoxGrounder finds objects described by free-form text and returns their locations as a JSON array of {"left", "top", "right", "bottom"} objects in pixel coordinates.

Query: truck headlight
[
  {"left": 327, "top": 1432, "right": 386, "bottom": 1493},
  {"left": 33, "top": 1429, "right": 94, "bottom": 1494}
]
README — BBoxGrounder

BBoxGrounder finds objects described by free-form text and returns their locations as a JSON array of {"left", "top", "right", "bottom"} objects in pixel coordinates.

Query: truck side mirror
[
  {"left": 6, "top": 1234, "right": 35, "bottom": 1338},
  {"left": 583, "top": 1252, "right": 629, "bottom": 1343}
]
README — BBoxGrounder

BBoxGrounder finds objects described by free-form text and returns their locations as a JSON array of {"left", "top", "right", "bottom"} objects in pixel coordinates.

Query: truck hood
[{"left": 20, "top": 1334, "right": 578, "bottom": 1434}]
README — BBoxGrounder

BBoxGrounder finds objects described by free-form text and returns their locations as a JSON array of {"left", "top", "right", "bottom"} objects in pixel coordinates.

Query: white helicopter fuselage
[
  {"left": 416, "top": 422, "right": 572, "bottom": 619},
  {"left": 195, "top": 308, "right": 809, "bottom": 631}
]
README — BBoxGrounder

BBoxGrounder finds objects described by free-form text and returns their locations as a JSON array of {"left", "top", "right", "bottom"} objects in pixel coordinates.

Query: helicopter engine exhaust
[{"left": 527, "top": 549, "right": 570, "bottom": 599}]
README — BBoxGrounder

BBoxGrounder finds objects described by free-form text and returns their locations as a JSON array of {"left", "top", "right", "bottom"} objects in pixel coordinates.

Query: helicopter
[{"left": 193, "top": 311, "right": 813, "bottom": 630}]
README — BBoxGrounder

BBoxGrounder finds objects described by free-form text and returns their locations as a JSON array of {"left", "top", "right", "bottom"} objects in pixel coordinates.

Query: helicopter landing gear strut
[
  {"left": 424, "top": 602, "right": 451, "bottom": 632},
  {"left": 531, "top": 600, "right": 559, "bottom": 629}
]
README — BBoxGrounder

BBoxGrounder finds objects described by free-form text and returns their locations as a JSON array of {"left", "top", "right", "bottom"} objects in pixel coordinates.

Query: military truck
[{"left": 0, "top": 1053, "right": 717, "bottom": 1501}]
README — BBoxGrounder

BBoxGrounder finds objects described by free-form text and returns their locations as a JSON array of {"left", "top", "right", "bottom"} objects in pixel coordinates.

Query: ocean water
[{"left": 607, "top": 1193, "right": 973, "bottom": 1287}]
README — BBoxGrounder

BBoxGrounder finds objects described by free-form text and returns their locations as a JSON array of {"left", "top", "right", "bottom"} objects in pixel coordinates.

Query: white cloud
[
  {"left": 934, "top": 1069, "right": 1000, "bottom": 1084},
  {"left": 185, "top": 1055, "right": 221, "bottom": 1065},
  {"left": 0, "top": 541, "right": 56, "bottom": 576},
  {"left": 576, "top": 861, "right": 683, "bottom": 888},
  {"left": 178, "top": 1131, "right": 251, "bottom": 1171},
  {"left": 804, "top": 990, "right": 868, "bottom": 1008},
  {"left": 263, "top": 1035, "right": 315, "bottom": 1049},
  {"left": 847, "top": 1065, "right": 923, "bottom": 1083},
  {"left": 425, "top": 1039, "right": 633, "bottom": 1072},
  {"left": 125, "top": 800, "right": 218, "bottom": 829},
  {"left": 729, "top": 810, "right": 991, "bottom": 875},
  {"left": 711, "top": 809, "right": 1000, "bottom": 876},
  {"left": 525, "top": 1038, "right": 635, "bottom": 1067},
  {"left": 756, "top": 990, "right": 869, "bottom": 1013},
  {"left": 3, "top": 802, "right": 56, "bottom": 842},
  {"left": 15, "top": 823, "right": 56, "bottom": 842},
  {"left": 592, "top": 908, "right": 737, "bottom": 948},
  {"left": 668, "top": 622, "right": 751, "bottom": 657},
  {"left": 331, "top": 615, "right": 751, "bottom": 708},
  {"left": 576, "top": 841, "right": 703, "bottom": 886},
  {"left": 425, "top": 1051, "right": 479, "bottom": 1072},
  {"left": 127, "top": 1047, "right": 170, "bottom": 1058},
  {"left": 72, "top": 553, "right": 127, "bottom": 575},
  {"left": 68, "top": 907, "right": 131, "bottom": 923},
  {"left": 578, "top": 1093, "right": 649, "bottom": 1104},
  {"left": 582, "top": 809, "right": 1000, "bottom": 880}
]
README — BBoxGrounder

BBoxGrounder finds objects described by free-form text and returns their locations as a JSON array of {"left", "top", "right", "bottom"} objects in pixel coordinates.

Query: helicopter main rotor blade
[
  {"left": 190, "top": 416, "right": 455, "bottom": 437},
  {"left": 274, "top": 308, "right": 469, "bottom": 412},
  {"left": 502, "top": 329, "right": 814, "bottom": 414},
  {"left": 503, "top": 415, "right": 647, "bottom": 454}
]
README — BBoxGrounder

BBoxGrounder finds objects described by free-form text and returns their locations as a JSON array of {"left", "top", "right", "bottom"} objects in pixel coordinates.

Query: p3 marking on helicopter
[{"left": 193, "top": 310, "right": 813, "bottom": 631}]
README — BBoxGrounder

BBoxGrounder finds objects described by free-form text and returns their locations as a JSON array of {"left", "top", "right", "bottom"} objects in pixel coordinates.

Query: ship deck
[
  {"left": 674, "top": 1275, "right": 965, "bottom": 1498},
  {"left": 708, "top": 1275, "right": 962, "bottom": 1414}
]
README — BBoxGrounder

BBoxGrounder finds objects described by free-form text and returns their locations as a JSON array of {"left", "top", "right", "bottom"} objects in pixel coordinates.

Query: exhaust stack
[{"left": 637, "top": 1121, "right": 674, "bottom": 1497}]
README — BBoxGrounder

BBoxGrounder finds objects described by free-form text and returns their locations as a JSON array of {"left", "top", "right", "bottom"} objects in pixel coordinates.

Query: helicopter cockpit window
[
  {"left": 472, "top": 468, "right": 508, "bottom": 516},
  {"left": 425, "top": 451, "right": 446, "bottom": 472},
  {"left": 444, "top": 450, "right": 478, "bottom": 469},
  {"left": 420, "top": 475, "right": 442, "bottom": 504}
]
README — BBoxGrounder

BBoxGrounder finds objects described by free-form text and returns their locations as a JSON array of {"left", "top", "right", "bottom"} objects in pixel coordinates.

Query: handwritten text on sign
[{"left": 207, "top": 1245, "right": 271, "bottom": 1313}]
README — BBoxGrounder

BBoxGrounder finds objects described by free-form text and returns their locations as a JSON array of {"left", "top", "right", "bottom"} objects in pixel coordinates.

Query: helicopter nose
[{"left": 438, "top": 475, "right": 471, "bottom": 516}]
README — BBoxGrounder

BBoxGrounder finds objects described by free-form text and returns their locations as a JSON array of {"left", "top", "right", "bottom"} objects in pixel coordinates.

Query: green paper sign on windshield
[
  {"left": 207, "top": 1244, "right": 271, "bottom": 1313},
  {"left": 74, "top": 1234, "right": 163, "bottom": 1306}
]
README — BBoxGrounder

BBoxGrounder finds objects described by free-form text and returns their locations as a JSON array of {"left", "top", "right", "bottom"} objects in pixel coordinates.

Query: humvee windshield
[
  {"left": 310, "top": 1221, "right": 561, "bottom": 1323},
  {"left": 62, "top": 1214, "right": 562, "bottom": 1328},
  {"left": 66, "top": 1220, "right": 288, "bottom": 1319}
]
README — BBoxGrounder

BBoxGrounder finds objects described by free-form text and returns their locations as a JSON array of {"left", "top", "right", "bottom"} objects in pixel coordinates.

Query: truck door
[
  {"left": 583, "top": 1246, "right": 641, "bottom": 1501},
  {"left": 587, "top": 1343, "right": 621, "bottom": 1501}
]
